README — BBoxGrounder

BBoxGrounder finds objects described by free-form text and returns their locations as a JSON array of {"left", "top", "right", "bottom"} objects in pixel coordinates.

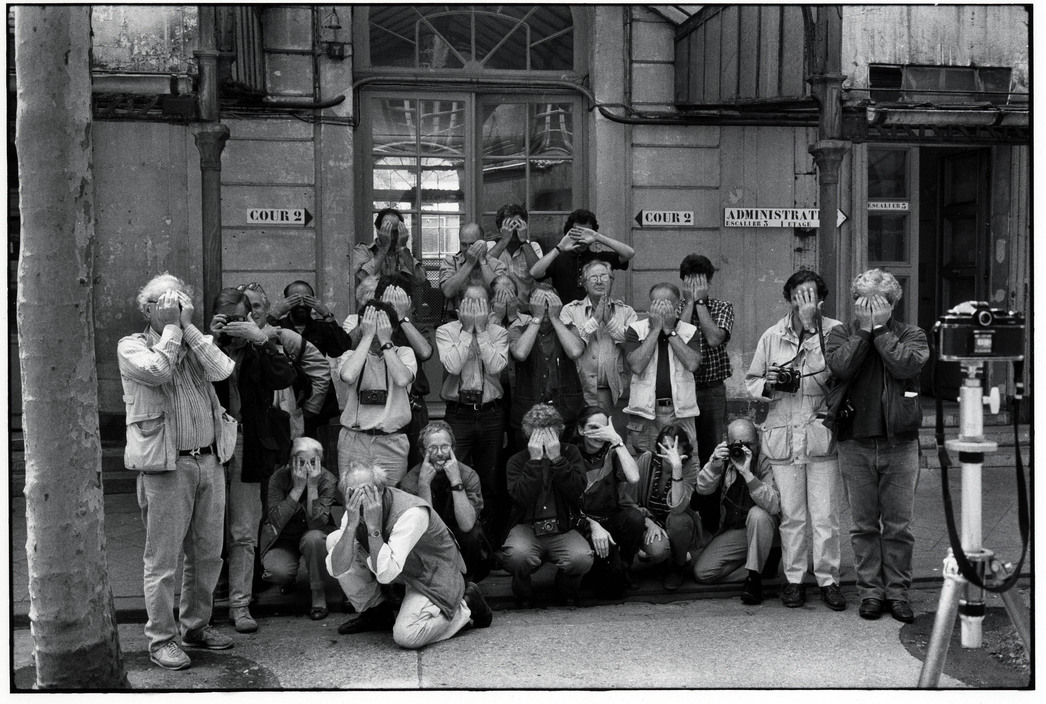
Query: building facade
[{"left": 8, "top": 5, "right": 1030, "bottom": 432}]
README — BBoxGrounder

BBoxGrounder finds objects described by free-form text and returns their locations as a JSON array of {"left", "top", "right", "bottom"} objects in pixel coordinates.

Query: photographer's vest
[
  {"left": 624, "top": 318, "right": 700, "bottom": 420},
  {"left": 357, "top": 488, "right": 466, "bottom": 618}
]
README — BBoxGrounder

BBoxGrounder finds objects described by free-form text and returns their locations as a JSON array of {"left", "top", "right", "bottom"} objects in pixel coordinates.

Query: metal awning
[
  {"left": 844, "top": 105, "right": 1030, "bottom": 145},
  {"left": 645, "top": 5, "right": 702, "bottom": 25}
]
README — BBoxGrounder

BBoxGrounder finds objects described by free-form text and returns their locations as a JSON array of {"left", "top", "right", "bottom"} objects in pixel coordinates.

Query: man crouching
[{"left": 325, "top": 461, "right": 492, "bottom": 649}]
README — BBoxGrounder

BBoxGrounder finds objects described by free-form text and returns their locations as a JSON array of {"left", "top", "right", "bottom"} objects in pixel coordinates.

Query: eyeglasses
[
  {"left": 236, "top": 282, "right": 263, "bottom": 292},
  {"left": 426, "top": 444, "right": 453, "bottom": 454},
  {"left": 585, "top": 273, "right": 612, "bottom": 282}
]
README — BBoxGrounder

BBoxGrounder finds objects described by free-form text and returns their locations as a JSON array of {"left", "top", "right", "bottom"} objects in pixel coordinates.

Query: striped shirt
[{"left": 120, "top": 325, "right": 233, "bottom": 449}]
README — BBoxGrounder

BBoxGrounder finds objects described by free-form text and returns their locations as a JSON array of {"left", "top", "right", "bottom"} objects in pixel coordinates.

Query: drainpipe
[
  {"left": 193, "top": 5, "right": 229, "bottom": 313},
  {"left": 805, "top": 6, "right": 850, "bottom": 320}
]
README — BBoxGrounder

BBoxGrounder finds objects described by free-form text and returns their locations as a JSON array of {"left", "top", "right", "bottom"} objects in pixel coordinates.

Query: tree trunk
[{"left": 15, "top": 6, "right": 128, "bottom": 689}]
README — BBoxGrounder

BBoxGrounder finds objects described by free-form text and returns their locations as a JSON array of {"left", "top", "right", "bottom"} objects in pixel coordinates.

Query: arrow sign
[
  {"left": 634, "top": 210, "right": 695, "bottom": 227},
  {"left": 724, "top": 207, "right": 847, "bottom": 229},
  {"left": 247, "top": 208, "right": 314, "bottom": 227}
]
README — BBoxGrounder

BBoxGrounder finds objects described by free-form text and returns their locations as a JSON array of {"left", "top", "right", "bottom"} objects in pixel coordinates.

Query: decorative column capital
[
  {"left": 809, "top": 139, "right": 850, "bottom": 185},
  {"left": 193, "top": 124, "right": 230, "bottom": 170}
]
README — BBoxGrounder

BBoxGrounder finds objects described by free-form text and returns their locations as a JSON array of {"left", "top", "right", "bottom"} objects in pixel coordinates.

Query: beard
[{"left": 289, "top": 305, "right": 311, "bottom": 325}]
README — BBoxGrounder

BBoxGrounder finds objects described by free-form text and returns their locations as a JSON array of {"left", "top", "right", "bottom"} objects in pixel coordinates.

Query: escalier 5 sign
[{"left": 724, "top": 208, "right": 847, "bottom": 229}]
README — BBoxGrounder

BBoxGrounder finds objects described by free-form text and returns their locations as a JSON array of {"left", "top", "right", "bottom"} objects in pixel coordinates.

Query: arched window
[
  {"left": 366, "top": 5, "right": 573, "bottom": 72},
  {"left": 356, "top": 5, "right": 585, "bottom": 300}
]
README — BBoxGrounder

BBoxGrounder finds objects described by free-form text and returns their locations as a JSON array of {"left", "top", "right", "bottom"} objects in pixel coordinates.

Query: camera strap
[{"left": 934, "top": 352, "right": 1029, "bottom": 593}]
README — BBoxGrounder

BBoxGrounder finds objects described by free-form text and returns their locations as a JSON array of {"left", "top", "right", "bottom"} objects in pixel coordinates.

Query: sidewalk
[{"left": 10, "top": 459, "right": 1030, "bottom": 627}]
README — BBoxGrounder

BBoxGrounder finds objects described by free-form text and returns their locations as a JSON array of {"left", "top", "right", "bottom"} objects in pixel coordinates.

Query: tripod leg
[
  {"left": 996, "top": 586, "right": 1031, "bottom": 656},
  {"left": 918, "top": 575, "right": 963, "bottom": 688}
]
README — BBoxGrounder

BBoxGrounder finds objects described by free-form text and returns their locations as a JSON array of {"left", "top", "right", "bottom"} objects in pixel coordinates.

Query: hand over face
[
  {"left": 542, "top": 428, "right": 562, "bottom": 460},
  {"left": 656, "top": 434, "right": 684, "bottom": 468},
  {"left": 473, "top": 298, "right": 489, "bottom": 332},
  {"left": 360, "top": 306, "right": 378, "bottom": 337},
  {"left": 302, "top": 295, "right": 331, "bottom": 319},
  {"left": 527, "top": 429, "right": 546, "bottom": 460},
  {"left": 360, "top": 485, "right": 383, "bottom": 529},
  {"left": 792, "top": 284, "right": 821, "bottom": 328},
  {"left": 465, "top": 240, "right": 486, "bottom": 264},
  {"left": 685, "top": 273, "right": 709, "bottom": 302},
  {"left": 419, "top": 452, "right": 438, "bottom": 486},
  {"left": 153, "top": 290, "right": 182, "bottom": 328},
  {"left": 459, "top": 298, "right": 476, "bottom": 332},
  {"left": 375, "top": 311, "right": 393, "bottom": 345},
  {"left": 570, "top": 226, "right": 597, "bottom": 246},
  {"left": 711, "top": 441, "right": 731, "bottom": 463},
  {"left": 853, "top": 296, "right": 874, "bottom": 331},
  {"left": 381, "top": 285, "right": 411, "bottom": 320},
  {"left": 270, "top": 294, "right": 298, "bottom": 320},
  {"left": 869, "top": 294, "right": 893, "bottom": 327},
  {"left": 224, "top": 321, "right": 267, "bottom": 345}
]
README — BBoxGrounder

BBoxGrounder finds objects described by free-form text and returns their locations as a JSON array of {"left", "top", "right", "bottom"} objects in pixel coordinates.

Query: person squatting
[{"left": 121, "top": 206, "right": 927, "bottom": 671}]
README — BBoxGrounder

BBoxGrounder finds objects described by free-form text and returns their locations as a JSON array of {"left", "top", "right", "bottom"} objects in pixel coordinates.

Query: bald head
[
  {"left": 726, "top": 419, "right": 758, "bottom": 446},
  {"left": 459, "top": 222, "right": 484, "bottom": 248}
]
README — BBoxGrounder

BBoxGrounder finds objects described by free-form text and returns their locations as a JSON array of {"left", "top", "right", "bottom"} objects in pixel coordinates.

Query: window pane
[
  {"left": 92, "top": 5, "right": 198, "bottom": 73},
  {"left": 419, "top": 213, "right": 463, "bottom": 263},
  {"left": 481, "top": 161, "right": 526, "bottom": 215},
  {"left": 417, "top": 100, "right": 465, "bottom": 156},
  {"left": 372, "top": 99, "right": 418, "bottom": 154},
  {"left": 868, "top": 214, "right": 908, "bottom": 262},
  {"left": 482, "top": 103, "right": 527, "bottom": 157},
  {"left": 420, "top": 158, "right": 465, "bottom": 209},
  {"left": 943, "top": 215, "right": 977, "bottom": 266},
  {"left": 477, "top": 14, "right": 528, "bottom": 69},
  {"left": 531, "top": 103, "right": 574, "bottom": 156},
  {"left": 373, "top": 156, "right": 418, "bottom": 203},
  {"left": 418, "top": 15, "right": 467, "bottom": 69},
  {"left": 868, "top": 149, "right": 907, "bottom": 199},
  {"left": 531, "top": 160, "right": 572, "bottom": 211},
  {"left": 529, "top": 6, "right": 574, "bottom": 71},
  {"left": 369, "top": 6, "right": 416, "bottom": 68}
]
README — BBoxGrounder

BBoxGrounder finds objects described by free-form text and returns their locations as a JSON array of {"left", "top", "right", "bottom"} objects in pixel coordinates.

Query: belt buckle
[{"left": 189, "top": 447, "right": 202, "bottom": 457}]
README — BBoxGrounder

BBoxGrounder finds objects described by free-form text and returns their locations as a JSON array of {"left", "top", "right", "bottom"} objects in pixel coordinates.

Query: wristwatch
[
  {"left": 450, "top": 483, "right": 465, "bottom": 492},
  {"left": 667, "top": 330, "right": 678, "bottom": 337},
  {"left": 610, "top": 442, "right": 624, "bottom": 451},
  {"left": 694, "top": 297, "right": 708, "bottom": 306},
  {"left": 380, "top": 341, "right": 395, "bottom": 351},
  {"left": 400, "top": 317, "right": 411, "bottom": 325},
  {"left": 369, "top": 528, "right": 381, "bottom": 539}
]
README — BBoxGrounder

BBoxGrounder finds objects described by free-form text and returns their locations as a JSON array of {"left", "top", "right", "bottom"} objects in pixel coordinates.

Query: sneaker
[
  {"left": 150, "top": 641, "right": 191, "bottom": 670},
  {"left": 740, "top": 574, "right": 763, "bottom": 605},
  {"left": 781, "top": 582, "right": 806, "bottom": 608},
  {"left": 229, "top": 606, "right": 258, "bottom": 634},
  {"left": 182, "top": 625, "right": 234, "bottom": 650},
  {"left": 464, "top": 582, "right": 493, "bottom": 628},
  {"left": 820, "top": 583, "right": 847, "bottom": 611}
]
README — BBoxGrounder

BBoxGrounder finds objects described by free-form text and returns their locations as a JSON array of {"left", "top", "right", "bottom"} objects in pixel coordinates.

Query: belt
[
  {"left": 694, "top": 380, "right": 725, "bottom": 390},
  {"left": 655, "top": 398, "right": 674, "bottom": 408},
  {"left": 178, "top": 445, "right": 215, "bottom": 457},
  {"left": 447, "top": 399, "right": 502, "bottom": 413},
  {"left": 350, "top": 427, "right": 404, "bottom": 437}
]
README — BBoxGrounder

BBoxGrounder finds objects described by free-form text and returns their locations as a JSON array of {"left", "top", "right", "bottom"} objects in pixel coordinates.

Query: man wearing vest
[
  {"left": 118, "top": 273, "right": 237, "bottom": 671},
  {"left": 326, "top": 461, "right": 493, "bottom": 648},
  {"left": 623, "top": 283, "right": 703, "bottom": 455},
  {"left": 692, "top": 419, "right": 781, "bottom": 605}
]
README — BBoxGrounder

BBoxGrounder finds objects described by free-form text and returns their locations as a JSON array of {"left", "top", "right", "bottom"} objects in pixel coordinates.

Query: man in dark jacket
[
  {"left": 825, "top": 269, "right": 929, "bottom": 624},
  {"left": 326, "top": 461, "right": 492, "bottom": 648},
  {"left": 500, "top": 404, "right": 594, "bottom": 608},
  {"left": 211, "top": 288, "right": 296, "bottom": 634}
]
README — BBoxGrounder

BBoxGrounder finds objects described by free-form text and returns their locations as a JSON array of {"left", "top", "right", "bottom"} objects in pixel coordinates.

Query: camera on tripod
[{"left": 934, "top": 301, "right": 1024, "bottom": 362}]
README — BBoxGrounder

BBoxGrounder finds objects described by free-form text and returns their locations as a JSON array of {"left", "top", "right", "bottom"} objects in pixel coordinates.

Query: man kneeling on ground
[
  {"left": 325, "top": 461, "right": 492, "bottom": 648},
  {"left": 692, "top": 419, "right": 781, "bottom": 604}
]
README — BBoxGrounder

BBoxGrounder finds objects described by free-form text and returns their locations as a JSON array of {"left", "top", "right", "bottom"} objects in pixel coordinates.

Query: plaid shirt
[{"left": 690, "top": 297, "right": 734, "bottom": 384}]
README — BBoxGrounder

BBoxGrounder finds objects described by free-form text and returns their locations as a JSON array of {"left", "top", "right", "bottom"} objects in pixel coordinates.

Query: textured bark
[{"left": 15, "top": 6, "right": 128, "bottom": 689}]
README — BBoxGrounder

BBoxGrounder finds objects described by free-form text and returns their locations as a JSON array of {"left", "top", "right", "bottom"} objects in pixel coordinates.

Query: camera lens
[{"left": 975, "top": 309, "right": 994, "bottom": 327}]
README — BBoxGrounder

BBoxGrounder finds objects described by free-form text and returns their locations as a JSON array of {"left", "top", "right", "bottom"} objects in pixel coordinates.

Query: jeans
[
  {"left": 226, "top": 436, "right": 261, "bottom": 609},
  {"left": 691, "top": 382, "right": 727, "bottom": 532},
  {"left": 642, "top": 510, "right": 700, "bottom": 567},
  {"left": 261, "top": 529, "right": 330, "bottom": 591},
  {"left": 445, "top": 404, "right": 506, "bottom": 527},
  {"left": 693, "top": 506, "right": 777, "bottom": 583},
  {"left": 500, "top": 524, "right": 594, "bottom": 599},
  {"left": 838, "top": 438, "right": 920, "bottom": 602},
  {"left": 772, "top": 458, "right": 842, "bottom": 586},
  {"left": 138, "top": 454, "right": 225, "bottom": 651}
]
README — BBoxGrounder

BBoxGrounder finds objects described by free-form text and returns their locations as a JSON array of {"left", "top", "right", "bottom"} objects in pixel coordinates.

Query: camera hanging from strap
[{"left": 933, "top": 350, "right": 1029, "bottom": 593}]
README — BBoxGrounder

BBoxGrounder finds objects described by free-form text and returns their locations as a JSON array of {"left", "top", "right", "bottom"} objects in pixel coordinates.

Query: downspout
[
  {"left": 194, "top": 5, "right": 230, "bottom": 314},
  {"left": 804, "top": 6, "right": 850, "bottom": 320}
]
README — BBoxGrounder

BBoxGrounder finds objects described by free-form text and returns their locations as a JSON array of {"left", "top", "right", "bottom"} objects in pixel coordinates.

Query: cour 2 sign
[
  {"left": 634, "top": 210, "right": 695, "bottom": 227},
  {"left": 247, "top": 208, "right": 314, "bottom": 227}
]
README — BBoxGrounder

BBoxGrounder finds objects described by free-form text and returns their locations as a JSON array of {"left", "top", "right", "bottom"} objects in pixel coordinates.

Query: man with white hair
[
  {"left": 118, "top": 273, "right": 237, "bottom": 670},
  {"left": 824, "top": 268, "right": 929, "bottom": 624},
  {"left": 326, "top": 461, "right": 492, "bottom": 648}
]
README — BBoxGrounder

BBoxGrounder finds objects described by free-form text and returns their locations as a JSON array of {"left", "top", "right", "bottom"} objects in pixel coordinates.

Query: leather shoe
[
  {"left": 337, "top": 603, "right": 395, "bottom": 635},
  {"left": 740, "top": 574, "right": 763, "bottom": 605},
  {"left": 887, "top": 599, "right": 915, "bottom": 624},
  {"left": 820, "top": 583, "right": 847, "bottom": 611},
  {"left": 781, "top": 582, "right": 806, "bottom": 608},
  {"left": 859, "top": 597, "right": 885, "bottom": 620},
  {"left": 464, "top": 582, "right": 493, "bottom": 628},
  {"left": 663, "top": 566, "right": 686, "bottom": 592}
]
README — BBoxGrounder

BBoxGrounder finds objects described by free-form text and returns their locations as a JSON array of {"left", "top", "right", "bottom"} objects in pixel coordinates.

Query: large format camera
[{"left": 934, "top": 301, "right": 1025, "bottom": 362}]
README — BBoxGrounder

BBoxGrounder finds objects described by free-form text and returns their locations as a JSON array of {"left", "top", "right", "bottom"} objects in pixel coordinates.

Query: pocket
[
  {"left": 805, "top": 421, "right": 836, "bottom": 458},
  {"left": 124, "top": 416, "right": 169, "bottom": 471},
  {"left": 216, "top": 412, "right": 239, "bottom": 464},
  {"left": 760, "top": 425, "right": 792, "bottom": 462},
  {"left": 894, "top": 394, "right": 922, "bottom": 434}
]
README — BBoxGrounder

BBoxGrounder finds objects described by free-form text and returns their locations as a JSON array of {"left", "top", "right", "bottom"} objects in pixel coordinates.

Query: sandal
[{"left": 310, "top": 606, "right": 329, "bottom": 621}]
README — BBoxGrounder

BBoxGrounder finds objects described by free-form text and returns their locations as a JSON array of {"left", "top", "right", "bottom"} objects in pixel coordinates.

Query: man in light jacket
[{"left": 117, "top": 273, "right": 237, "bottom": 671}]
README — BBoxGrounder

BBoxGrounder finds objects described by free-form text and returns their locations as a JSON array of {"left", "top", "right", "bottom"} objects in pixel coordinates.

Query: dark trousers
[
  {"left": 446, "top": 404, "right": 506, "bottom": 531},
  {"left": 405, "top": 395, "right": 430, "bottom": 470},
  {"left": 691, "top": 381, "right": 727, "bottom": 532},
  {"left": 598, "top": 506, "right": 646, "bottom": 566},
  {"left": 583, "top": 507, "right": 645, "bottom": 598},
  {"left": 454, "top": 523, "right": 493, "bottom": 584}
]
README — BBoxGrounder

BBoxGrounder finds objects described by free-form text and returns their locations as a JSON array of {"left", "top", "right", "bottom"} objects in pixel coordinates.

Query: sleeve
[
  {"left": 265, "top": 470, "right": 300, "bottom": 533},
  {"left": 745, "top": 330, "right": 773, "bottom": 399},
  {"left": 117, "top": 329, "right": 180, "bottom": 386},
  {"left": 182, "top": 326, "right": 236, "bottom": 381},
  {"left": 435, "top": 323, "right": 471, "bottom": 375},
  {"left": 475, "top": 325, "right": 509, "bottom": 374},
  {"left": 873, "top": 325, "right": 930, "bottom": 380},
  {"left": 747, "top": 457, "right": 781, "bottom": 516},
  {"left": 670, "top": 457, "right": 699, "bottom": 513},
  {"left": 505, "top": 453, "right": 545, "bottom": 508},
  {"left": 463, "top": 466, "right": 485, "bottom": 514},
  {"left": 713, "top": 301, "right": 735, "bottom": 342},
  {"left": 622, "top": 325, "right": 641, "bottom": 358},
  {"left": 290, "top": 334, "right": 332, "bottom": 416},
  {"left": 825, "top": 324, "right": 872, "bottom": 382},
  {"left": 305, "top": 472, "right": 339, "bottom": 530},
  {"left": 529, "top": 240, "right": 544, "bottom": 258},
  {"left": 257, "top": 340, "right": 296, "bottom": 390},
  {"left": 696, "top": 458, "right": 725, "bottom": 496},
  {"left": 550, "top": 445, "right": 587, "bottom": 500},
  {"left": 342, "top": 314, "right": 359, "bottom": 335},
  {"left": 625, "top": 453, "right": 650, "bottom": 516},
  {"left": 318, "top": 319, "right": 353, "bottom": 358},
  {"left": 437, "top": 255, "right": 456, "bottom": 287},
  {"left": 395, "top": 346, "right": 418, "bottom": 386},
  {"left": 352, "top": 243, "right": 378, "bottom": 281},
  {"left": 605, "top": 304, "right": 637, "bottom": 344},
  {"left": 372, "top": 507, "right": 429, "bottom": 583}
]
